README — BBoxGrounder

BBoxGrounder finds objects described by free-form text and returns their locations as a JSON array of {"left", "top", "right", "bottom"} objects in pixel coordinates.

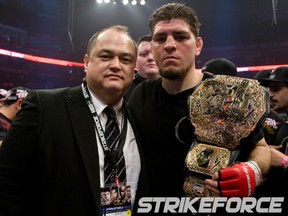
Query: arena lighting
[
  {"left": 0, "top": 48, "right": 84, "bottom": 68},
  {"left": 97, "top": 0, "right": 146, "bottom": 6},
  {"left": 272, "top": 0, "right": 278, "bottom": 25},
  {"left": 131, "top": 0, "right": 137, "bottom": 5},
  {"left": 0, "top": 48, "right": 287, "bottom": 71}
]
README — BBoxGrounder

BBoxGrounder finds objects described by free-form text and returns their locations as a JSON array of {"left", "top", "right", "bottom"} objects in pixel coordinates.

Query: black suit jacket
[{"left": 0, "top": 86, "right": 148, "bottom": 216}]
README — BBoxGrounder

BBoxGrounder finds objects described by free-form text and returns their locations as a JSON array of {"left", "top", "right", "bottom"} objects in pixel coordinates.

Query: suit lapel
[{"left": 65, "top": 86, "right": 102, "bottom": 215}]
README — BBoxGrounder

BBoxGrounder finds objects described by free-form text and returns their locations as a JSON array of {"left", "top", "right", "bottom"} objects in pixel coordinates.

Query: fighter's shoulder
[{"left": 134, "top": 79, "right": 160, "bottom": 93}]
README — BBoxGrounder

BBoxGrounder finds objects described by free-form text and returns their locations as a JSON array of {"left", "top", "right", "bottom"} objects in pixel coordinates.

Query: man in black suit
[{"left": 0, "top": 25, "right": 148, "bottom": 216}]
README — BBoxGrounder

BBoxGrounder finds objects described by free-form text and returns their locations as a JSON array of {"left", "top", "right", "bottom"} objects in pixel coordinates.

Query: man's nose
[
  {"left": 110, "top": 57, "right": 121, "bottom": 70},
  {"left": 164, "top": 35, "right": 176, "bottom": 51}
]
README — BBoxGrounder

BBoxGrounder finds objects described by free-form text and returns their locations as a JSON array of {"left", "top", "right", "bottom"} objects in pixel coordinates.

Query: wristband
[
  {"left": 245, "top": 161, "right": 262, "bottom": 186},
  {"left": 281, "top": 156, "right": 288, "bottom": 169}
]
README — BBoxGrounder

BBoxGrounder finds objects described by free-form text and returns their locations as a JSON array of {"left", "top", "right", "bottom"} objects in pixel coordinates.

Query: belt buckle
[
  {"left": 184, "top": 143, "right": 230, "bottom": 198},
  {"left": 186, "top": 143, "right": 230, "bottom": 176}
]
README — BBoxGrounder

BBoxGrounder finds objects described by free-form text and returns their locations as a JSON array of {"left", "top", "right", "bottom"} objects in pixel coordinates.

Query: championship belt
[{"left": 183, "top": 75, "right": 269, "bottom": 198}]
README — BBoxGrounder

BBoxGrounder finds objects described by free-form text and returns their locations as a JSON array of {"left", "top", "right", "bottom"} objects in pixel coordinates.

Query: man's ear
[
  {"left": 16, "top": 99, "right": 23, "bottom": 110},
  {"left": 195, "top": 37, "right": 203, "bottom": 57},
  {"left": 83, "top": 54, "right": 89, "bottom": 72}
]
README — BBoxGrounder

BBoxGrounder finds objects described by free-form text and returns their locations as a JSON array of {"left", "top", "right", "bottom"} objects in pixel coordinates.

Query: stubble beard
[{"left": 160, "top": 67, "right": 187, "bottom": 80}]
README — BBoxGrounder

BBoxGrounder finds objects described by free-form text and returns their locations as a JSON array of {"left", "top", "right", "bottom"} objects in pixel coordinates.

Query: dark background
[{"left": 0, "top": 0, "right": 287, "bottom": 89}]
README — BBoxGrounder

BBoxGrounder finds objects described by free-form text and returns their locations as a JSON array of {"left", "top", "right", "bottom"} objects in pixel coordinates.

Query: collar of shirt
[{"left": 87, "top": 87, "right": 124, "bottom": 127}]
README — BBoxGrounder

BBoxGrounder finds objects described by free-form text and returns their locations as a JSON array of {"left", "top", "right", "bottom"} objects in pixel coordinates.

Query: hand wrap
[{"left": 218, "top": 161, "right": 262, "bottom": 197}]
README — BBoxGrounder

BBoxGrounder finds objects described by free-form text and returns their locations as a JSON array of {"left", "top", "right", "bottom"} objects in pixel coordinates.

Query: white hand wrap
[{"left": 245, "top": 160, "right": 263, "bottom": 186}]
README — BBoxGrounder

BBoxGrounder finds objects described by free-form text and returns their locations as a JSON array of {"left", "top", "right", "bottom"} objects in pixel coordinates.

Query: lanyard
[{"left": 81, "top": 79, "right": 128, "bottom": 165}]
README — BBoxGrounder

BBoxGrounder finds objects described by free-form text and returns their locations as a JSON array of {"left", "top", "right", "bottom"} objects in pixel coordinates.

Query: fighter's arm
[{"left": 247, "top": 137, "right": 271, "bottom": 176}]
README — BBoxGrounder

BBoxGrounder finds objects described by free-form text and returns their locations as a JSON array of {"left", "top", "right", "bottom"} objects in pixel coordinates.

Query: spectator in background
[
  {"left": 257, "top": 67, "right": 288, "bottom": 153},
  {"left": 201, "top": 57, "right": 238, "bottom": 77},
  {"left": 0, "top": 87, "right": 30, "bottom": 145},
  {"left": 255, "top": 69, "right": 282, "bottom": 111},
  {"left": 254, "top": 69, "right": 272, "bottom": 84},
  {"left": 125, "top": 35, "right": 160, "bottom": 101},
  {"left": 0, "top": 89, "right": 7, "bottom": 99},
  {"left": 0, "top": 89, "right": 7, "bottom": 108},
  {"left": 254, "top": 67, "right": 288, "bottom": 202},
  {"left": 254, "top": 69, "right": 286, "bottom": 145}
]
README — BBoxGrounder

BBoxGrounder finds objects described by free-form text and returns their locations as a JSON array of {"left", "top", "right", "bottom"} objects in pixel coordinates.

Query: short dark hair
[
  {"left": 149, "top": 3, "right": 201, "bottom": 38},
  {"left": 136, "top": 34, "right": 152, "bottom": 46},
  {"left": 202, "top": 58, "right": 238, "bottom": 77},
  {"left": 86, "top": 25, "right": 137, "bottom": 56}
]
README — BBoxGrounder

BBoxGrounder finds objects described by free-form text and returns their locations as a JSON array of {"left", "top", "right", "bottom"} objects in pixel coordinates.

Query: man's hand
[{"left": 204, "top": 161, "right": 262, "bottom": 197}]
